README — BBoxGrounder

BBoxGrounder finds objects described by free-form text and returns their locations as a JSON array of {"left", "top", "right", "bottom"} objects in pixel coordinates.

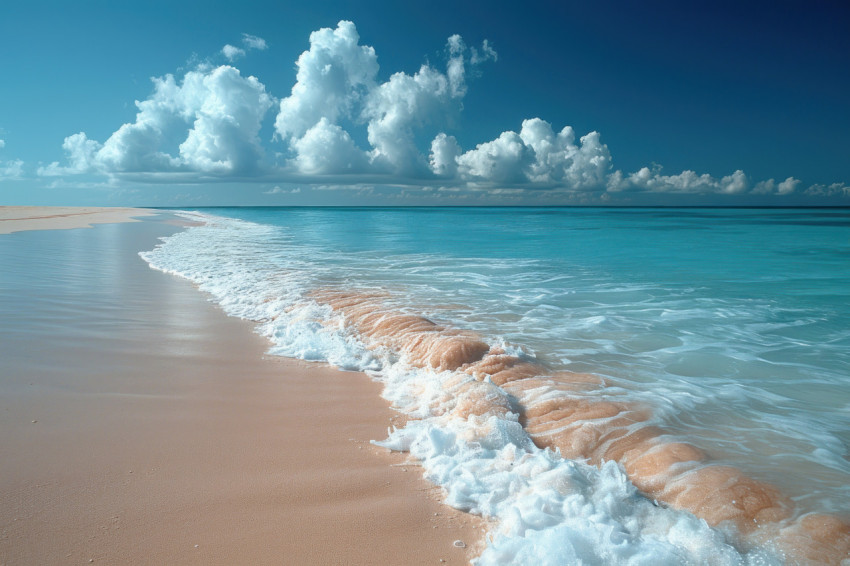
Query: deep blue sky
[{"left": 1, "top": 0, "right": 848, "bottom": 206}]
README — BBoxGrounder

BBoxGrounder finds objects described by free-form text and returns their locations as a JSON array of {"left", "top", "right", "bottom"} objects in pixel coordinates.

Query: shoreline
[
  {"left": 0, "top": 209, "right": 482, "bottom": 564},
  {"left": 145, "top": 208, "right": 850, "bottom": 563}
]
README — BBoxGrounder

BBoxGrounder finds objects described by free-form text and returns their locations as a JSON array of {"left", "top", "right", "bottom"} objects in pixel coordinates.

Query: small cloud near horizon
[{"left": 264, "top": 186, "right": 301, "bottom": 194}]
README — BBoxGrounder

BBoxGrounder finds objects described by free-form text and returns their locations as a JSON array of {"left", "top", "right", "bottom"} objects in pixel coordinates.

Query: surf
[{"left": 141, "top": 207, "right": 850, "bottom": 564}]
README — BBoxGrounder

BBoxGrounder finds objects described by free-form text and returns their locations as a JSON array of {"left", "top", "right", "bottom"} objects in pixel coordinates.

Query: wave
[{"left": 141, "top": 211, "right": 849, "bottom": 564}]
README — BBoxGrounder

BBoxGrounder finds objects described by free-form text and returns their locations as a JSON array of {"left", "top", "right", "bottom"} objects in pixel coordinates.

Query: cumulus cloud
[
  {"left": 446, "top": 118, "right": 613, "bottom": 189},
  {"left": 608, "top": 166, "right": 810, "bottom": 198},
  {"left": 362, "top": 33, "right": 494, "bottom": 174},
  {"left": 777, "top": 177, "right": 801, "bottom": 195},
  {"left": 720, "top": 169, "right": 748, "bottom": 194},
  {"left": 39, "top": 20, "right": 844, "bottom": 203},
  {"left": 178, "top": 67, "right": 274, "bottom": 173},
  {"left": 274, "top": 21, "right": 378, "bottom": 142},
  {"left": 363, "top": 63, "right": 457, "bottom": 172},
  {"left": 41, "top": 65, "right": 274, "bottom": 177},
  {"left": 430, "top": 133, "right": 461, "bottom": 177},
  {"left": 752, "top": 176, "right": 801, "bottom": 195},
  {"left": 457, "top": 131, "right": 528, "bottom": 183},
  {"left": 48, "top": 20, "right": 499, "bottom": 181},
  {"left": 38, "top": 132, "right": 102, "bottom": 176},
  {"left": 274, "top": 20, "right": 496, "bottom": 176},
  {"left": 291, "top": 117, "right": 369, "bottom": 174},
  {"left": 40, "top": 20, "right": 517, "bottom": 186},
  {"left": 611, "top": 166, "right": 750, "bottom": 194},
  {"left": 0, "top": 139, "right": 5, "bottom": 148}
]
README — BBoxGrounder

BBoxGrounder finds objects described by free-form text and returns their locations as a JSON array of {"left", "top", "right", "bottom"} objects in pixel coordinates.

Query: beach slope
[{"left": 0, "top": 210, "right": 480, "bottom": 565}]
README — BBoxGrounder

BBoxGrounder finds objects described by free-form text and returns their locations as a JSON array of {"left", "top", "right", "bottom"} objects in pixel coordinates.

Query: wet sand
[
  {"left": 0, "top": 206, "right": 155, "bottom": 234},
  {"left": 0, "top": 209, "right": 482, "bottom": 565}
]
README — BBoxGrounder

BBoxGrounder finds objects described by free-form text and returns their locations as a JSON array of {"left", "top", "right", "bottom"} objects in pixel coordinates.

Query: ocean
[{"left": 141, "top": 207, "right": 850, "bottom": 564}]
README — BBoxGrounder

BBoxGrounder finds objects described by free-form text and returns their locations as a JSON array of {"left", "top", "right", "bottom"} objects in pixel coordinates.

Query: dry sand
[{"left": 0, "top": 208, "right": 483, "bottom": 565}]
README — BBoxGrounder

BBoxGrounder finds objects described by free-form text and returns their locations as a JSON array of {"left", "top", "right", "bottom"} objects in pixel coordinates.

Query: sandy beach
[{"left": 0, "top": 207, "right": 482, "bottom": 565}]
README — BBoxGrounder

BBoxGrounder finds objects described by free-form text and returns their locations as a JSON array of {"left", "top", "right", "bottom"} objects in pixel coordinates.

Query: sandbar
[{"left": 0, "top": 206, "right": 155, "bottom": 234}]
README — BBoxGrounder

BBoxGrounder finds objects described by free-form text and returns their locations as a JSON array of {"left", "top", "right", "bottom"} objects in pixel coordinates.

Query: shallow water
[{"left": 141, "top": 207, "right": 850, "bottom": 563}]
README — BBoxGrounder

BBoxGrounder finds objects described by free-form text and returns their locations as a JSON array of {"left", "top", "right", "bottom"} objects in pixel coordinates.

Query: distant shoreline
[{"left": 0, "top": 206, "right": 155, "bottom": 234}]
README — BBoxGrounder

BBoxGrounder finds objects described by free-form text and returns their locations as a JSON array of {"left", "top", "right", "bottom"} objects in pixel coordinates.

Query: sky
[{"left": 1, "top": 0, "right": 849, "bottom": 207}]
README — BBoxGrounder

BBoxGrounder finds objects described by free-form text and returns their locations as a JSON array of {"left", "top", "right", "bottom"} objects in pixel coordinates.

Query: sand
[
  {"left": 0, "top": 208, "right": 483, "bottom": 565},
  {"left": 0, "top": 206, "right": 155, "bottom": 234}
]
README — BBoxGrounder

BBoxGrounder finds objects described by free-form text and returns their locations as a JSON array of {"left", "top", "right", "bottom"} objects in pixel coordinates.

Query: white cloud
[
  {"left": 631, "top": 168, "right": 707, "bottom": 193},
  {"left": 457, "top": 130, "right": 529, "bottom": 183},
  {"left": 45, "top": 20, "right": 506, "bottom": 185},
  {"left": 363, "top": 64, "right": 455, "bottom": 173},
  {"left": 222, "top": 34, "right": 267, "bottom": 62},
  {"left": 39, "top": 132, "right": 102, "bottom": 176},
  {"left": 41, "top": 65, "right": 273, "bottom": 177},
  {"left": 0, "top": 137, "right": 21, "bottom": 179},
  {"left": 178, "top": 66, "right": 274, "bottom": 174},
  {"left": 274, "top": 21, "right": 378, "bottom": 142},
  {"left": 471, "top": 39, "right": 498, "bottom": 65},
  {"left": 40, "top": 20, "right": 840, "bottom": 203},
  {"left": 752, "top": 176, "right": 801, "bottom": 195},
  {"left": 275, "top": 20, "right": 495, "bottom": 176},
  {"left": 752, "top": 179, "right": 776, "bottom": 195},
  {"left": 65, "top": 132, "right": 105, "bottom": 171},
  {"left": 610, "top": 164, "right": 844, "bottom": 201},
  {"left": 95, "top": 70, "right": 187, "bottom": 172},
  {"left": 563, "top": 131, "right": 612, "bottom": 189},
  {"left": 222, "top": 44, "right": 246, "bottom": 62},
  {"left": 264, "top": 185, "right": 300, "bottom": 194},
  {"left": 804, "top": 182, "right": 850, "bottom": 198},
  {"left": 429, "top": 133, "right": 461, "bottom": 177},
  {"left": 720, "top": 169, "right": 748, "bottom": 194},
  {"left": 617, "top": 166, "right": 751, "bottom": 194},
  {"left": 291, "top": 117, "right": 369, "bottom": 174},
  {"left": 446, "top": 35, "right": 467, "bottom": 97},
  {"left": 777, "top": 177, "right": 801, "bottom": 195},
  {"left": 362, "top": 34, "right": 494, "bottom": 174},
  {"left": 242, "top": 34, "right": 268, "bottom": 51},
  {"left": 452, "top": 118, "right": 612, "bottom": 189},
  {"left": 0, "top": 158, "right": 23, "bottom": 179}
]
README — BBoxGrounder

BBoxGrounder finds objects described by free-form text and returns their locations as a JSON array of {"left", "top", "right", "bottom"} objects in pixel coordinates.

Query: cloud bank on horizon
[{"left": 13, "top": 20, "right": 849, "bottom": 201}]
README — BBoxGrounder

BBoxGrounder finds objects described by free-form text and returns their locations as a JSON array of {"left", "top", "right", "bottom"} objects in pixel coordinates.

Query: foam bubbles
[{"left": 375, "top": 384, "right": 773, "bottom": 565}]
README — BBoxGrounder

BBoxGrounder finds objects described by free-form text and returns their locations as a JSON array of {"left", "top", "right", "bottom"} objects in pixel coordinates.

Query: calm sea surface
[{"left": 142, "top": 207, "right": 850, "bottom": 563}]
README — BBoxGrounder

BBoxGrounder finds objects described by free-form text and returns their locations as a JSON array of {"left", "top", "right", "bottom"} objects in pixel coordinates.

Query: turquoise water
[{"left": 142, "top": 207, "right": 850, "bottom": 562}]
